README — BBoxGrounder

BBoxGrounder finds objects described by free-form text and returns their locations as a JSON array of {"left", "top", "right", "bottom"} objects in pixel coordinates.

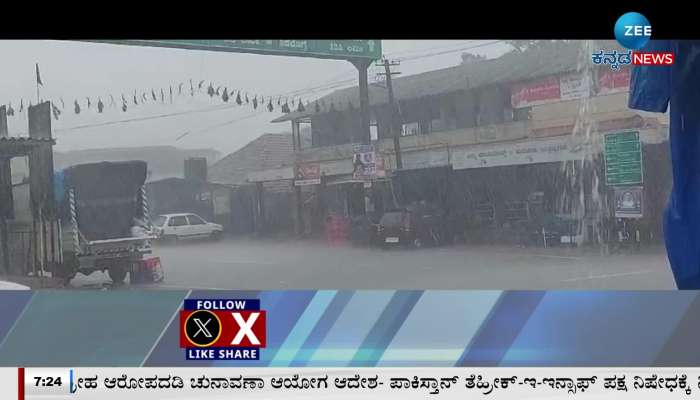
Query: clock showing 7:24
[{"left": 34, "top": 376, "right": 62, "bottom": 387}]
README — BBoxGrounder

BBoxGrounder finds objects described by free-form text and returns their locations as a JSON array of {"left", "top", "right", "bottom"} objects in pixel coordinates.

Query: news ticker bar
[{"left": 7, "top": 367, "right": 700, "bottom": 399}]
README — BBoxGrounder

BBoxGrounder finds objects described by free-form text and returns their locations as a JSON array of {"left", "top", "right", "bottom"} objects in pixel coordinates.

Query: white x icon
[{"left": 231, "top": 312, "right": 260, "bottom": 345}]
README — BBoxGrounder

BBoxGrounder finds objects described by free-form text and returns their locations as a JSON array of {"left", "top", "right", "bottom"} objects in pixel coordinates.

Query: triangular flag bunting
[{"left": 51, "top": 103, "right": 61, "bottom": 120}]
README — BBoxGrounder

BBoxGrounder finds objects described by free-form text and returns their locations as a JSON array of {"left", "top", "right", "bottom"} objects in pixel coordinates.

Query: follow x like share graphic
[{"left": 179, "top": 299, "right": 266, "bottom": 360}]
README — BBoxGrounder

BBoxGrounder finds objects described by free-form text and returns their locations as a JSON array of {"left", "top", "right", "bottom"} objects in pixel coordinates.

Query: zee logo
[
  {"left": 614, "top": 12, "right": 651, "bottom": 50},
  {"left": 179, "top": 299, "right": 266, "bottom": 360}
]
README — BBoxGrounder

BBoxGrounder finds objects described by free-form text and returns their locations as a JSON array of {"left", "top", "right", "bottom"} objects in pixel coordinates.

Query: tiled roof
[
  {"left": 208, "top": 133, "right": 295, "bottom": 185},
  {"left": 273, "top": 41, "right": 622, "bottom": 123}
]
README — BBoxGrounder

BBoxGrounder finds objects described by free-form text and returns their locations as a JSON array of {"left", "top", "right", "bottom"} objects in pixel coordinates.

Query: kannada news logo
[
  {"left": 179, "top": 299, "right": 266, "bottom": 360},
  {"left": 593, "top": 12, "right": 674, "bottom": 70}
]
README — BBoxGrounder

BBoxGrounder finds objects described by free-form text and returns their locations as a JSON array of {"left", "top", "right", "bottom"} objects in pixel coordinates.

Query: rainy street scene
[{"left": 0, "top": 40, "right": 678, "bottom": 290}]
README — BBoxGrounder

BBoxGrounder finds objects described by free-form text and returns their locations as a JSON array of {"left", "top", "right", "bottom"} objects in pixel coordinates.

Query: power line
[
  {"left": 397, "top": 40, "right": 506, "bottom": 61},
  {"left": 39, "top": 41, "right": 511, "bottom": 136},
  {"left": 174, "top": 110, "right": 265, "bottom": 142},
  {"left": 54, "top": 102, "right": 243, "bottom": 133},
  {"left": 386, "top": 40, "right": 483, "bottom": 57}
]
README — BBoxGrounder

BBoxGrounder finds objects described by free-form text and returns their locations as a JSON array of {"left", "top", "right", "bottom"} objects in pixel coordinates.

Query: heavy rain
[{"left": 0, "top": 40, "right": 678, "bottom": 290}]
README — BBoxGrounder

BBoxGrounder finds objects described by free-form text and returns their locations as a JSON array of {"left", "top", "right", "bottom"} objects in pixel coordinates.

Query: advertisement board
[
  {"left": 294, "top": 163, "right": 321, "bottom": 186},
  {"left": 614, "top": 186, "right": 643, "bottom": 218},
  {"left": 352, "top": 145, "right": 386, "bottom": 180}
]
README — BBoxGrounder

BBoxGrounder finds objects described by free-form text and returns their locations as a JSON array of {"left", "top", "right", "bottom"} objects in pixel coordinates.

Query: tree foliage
[{"left": 460, "top": 52, "right": 488, "bottom": 64}]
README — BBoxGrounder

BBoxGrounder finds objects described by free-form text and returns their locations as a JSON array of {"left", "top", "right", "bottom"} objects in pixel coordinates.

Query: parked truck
[{"left": 54, "top": 160, "right": 157, "bottom": 284}]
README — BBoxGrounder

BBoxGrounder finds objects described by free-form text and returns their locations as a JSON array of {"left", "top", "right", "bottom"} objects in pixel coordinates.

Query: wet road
[{"left": 70, "top": 238, "right": 676, "bottom": 290}]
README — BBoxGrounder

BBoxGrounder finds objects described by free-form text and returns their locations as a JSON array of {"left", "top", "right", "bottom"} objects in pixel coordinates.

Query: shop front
[{"left": 447, "top": 129, "right": 670, "bottom": 247}]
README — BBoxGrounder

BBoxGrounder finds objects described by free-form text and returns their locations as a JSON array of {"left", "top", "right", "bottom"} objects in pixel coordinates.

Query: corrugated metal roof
[
  {"left": 0, "top": 136, "right": 55, "bottom": 157},
  {"left": 0, "top": 137, "right": 55, "bottom": 144},
  {"left": 208, "top": 133, "right": 295, "bottom": 185},
  {"left": 273, "top": 41, "right": 621, "bottom": 123}
]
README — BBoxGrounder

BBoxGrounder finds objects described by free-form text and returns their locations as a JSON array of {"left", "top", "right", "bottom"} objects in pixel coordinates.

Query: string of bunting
[{"left": 3, "top": 77, "right": 351, "bottom": 122}]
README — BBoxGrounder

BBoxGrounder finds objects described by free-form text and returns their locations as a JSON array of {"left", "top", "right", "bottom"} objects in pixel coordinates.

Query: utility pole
[
  {"left": 376, "top": 58, "right": 402, "bottom": 169},
  {"left": 350, "top": 59, "right": 373, "bottom": 145}
]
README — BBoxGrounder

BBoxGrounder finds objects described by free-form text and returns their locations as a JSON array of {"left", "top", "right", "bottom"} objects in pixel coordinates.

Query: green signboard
[
  {"left": 93, "top": 40, "right": 382, "bottom": 60},
  {"left": 604, "top": 131, "right": 643, "bottom": 186}
]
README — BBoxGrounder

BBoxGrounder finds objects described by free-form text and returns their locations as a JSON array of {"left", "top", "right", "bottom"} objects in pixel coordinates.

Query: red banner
[
  {"left": 597, "top": 67, "right": 631, "bottom": 95},
  {"left": 511, "top": 76, "right": 561, "bottom": 108},
  {"left": 294, "top": 163, "right": 321, "bottom": 186}
]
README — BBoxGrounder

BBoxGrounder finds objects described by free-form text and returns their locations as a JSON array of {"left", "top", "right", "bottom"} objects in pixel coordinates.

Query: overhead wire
[{"left": 44, "top": 40, "right": 512, "bottom": 136}]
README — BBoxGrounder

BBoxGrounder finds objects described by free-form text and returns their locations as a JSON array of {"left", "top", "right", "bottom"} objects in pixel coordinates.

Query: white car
[{"left": 152, "top": 213, "right": 223, "bottom": 243}]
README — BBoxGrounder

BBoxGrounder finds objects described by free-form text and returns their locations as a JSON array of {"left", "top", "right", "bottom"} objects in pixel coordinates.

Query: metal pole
[
  {"left": 141, "top": 185, "right": 150, "bottom": 227},
  {"left": 69, "top": 189, "right": 80, "bottom": 255},
  {"left": 380, "top": 59, "right": 403, "bottom": 169},
  {"left": 351, "top": 59, "right": 372, "bottom": 145}
]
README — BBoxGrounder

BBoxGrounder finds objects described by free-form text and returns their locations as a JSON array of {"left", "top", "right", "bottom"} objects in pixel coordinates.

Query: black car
[
  {"left": 375, "top": 207, "right": 446, "bottom": 249},
  {"left": 522, "top": 214, "right": 581, "bottom": 247}
]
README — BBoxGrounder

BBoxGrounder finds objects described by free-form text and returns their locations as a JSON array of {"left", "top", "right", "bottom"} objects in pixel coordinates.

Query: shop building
[{"left": 260, "top": 42, "right": 670, "bottom": 244}]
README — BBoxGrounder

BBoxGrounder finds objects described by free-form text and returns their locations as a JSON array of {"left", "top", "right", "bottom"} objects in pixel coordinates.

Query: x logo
[
  {"left": 184, "top": 310, "right": 221, "bottom": 347},
  {"left": 192, "top": 318, "right": 212, "bottom": 338}
]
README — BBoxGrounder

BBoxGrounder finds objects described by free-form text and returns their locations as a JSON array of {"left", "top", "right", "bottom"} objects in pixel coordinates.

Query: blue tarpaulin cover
[{"left": 628, "top": 40, "right": 700, "bottom": 289}]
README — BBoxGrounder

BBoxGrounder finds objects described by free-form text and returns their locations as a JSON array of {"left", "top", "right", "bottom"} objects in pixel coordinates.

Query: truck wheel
[{"left": 108, "top": 266, "right": 128, "bottom": 285}]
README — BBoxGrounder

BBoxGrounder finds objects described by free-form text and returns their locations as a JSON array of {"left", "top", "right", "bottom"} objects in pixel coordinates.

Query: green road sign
[
  {"left": 604, "top": 131, "right": 643, "bottom": 186},
  {"left": 92, "top": 40, "right": 382, "bottom": 61}
]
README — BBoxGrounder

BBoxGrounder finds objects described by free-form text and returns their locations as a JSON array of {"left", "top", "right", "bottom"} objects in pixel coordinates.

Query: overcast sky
[{"left": 1, "top": 40, "right": 510, "bottom": 155}]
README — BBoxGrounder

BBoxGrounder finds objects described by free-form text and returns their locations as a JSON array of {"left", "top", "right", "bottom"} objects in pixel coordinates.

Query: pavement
[{"left": 69, "top": 237, "right": 676, "bottom": 290}]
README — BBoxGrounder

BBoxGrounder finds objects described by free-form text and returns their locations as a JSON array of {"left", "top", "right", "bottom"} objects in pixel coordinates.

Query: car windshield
[{"left": 152, "top": 216, "right": 167, "bottom": 227}]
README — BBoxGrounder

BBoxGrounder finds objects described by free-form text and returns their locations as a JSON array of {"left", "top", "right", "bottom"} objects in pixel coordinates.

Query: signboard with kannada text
[
  {"left": 510, "top": 76, "right": 561, "bottom": 108},
  {"left": 93, "top": 40, "right": 382, "bottom": 61},
  {"left": 604, "top": 131, "right": 643, "bottom": 186}
]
